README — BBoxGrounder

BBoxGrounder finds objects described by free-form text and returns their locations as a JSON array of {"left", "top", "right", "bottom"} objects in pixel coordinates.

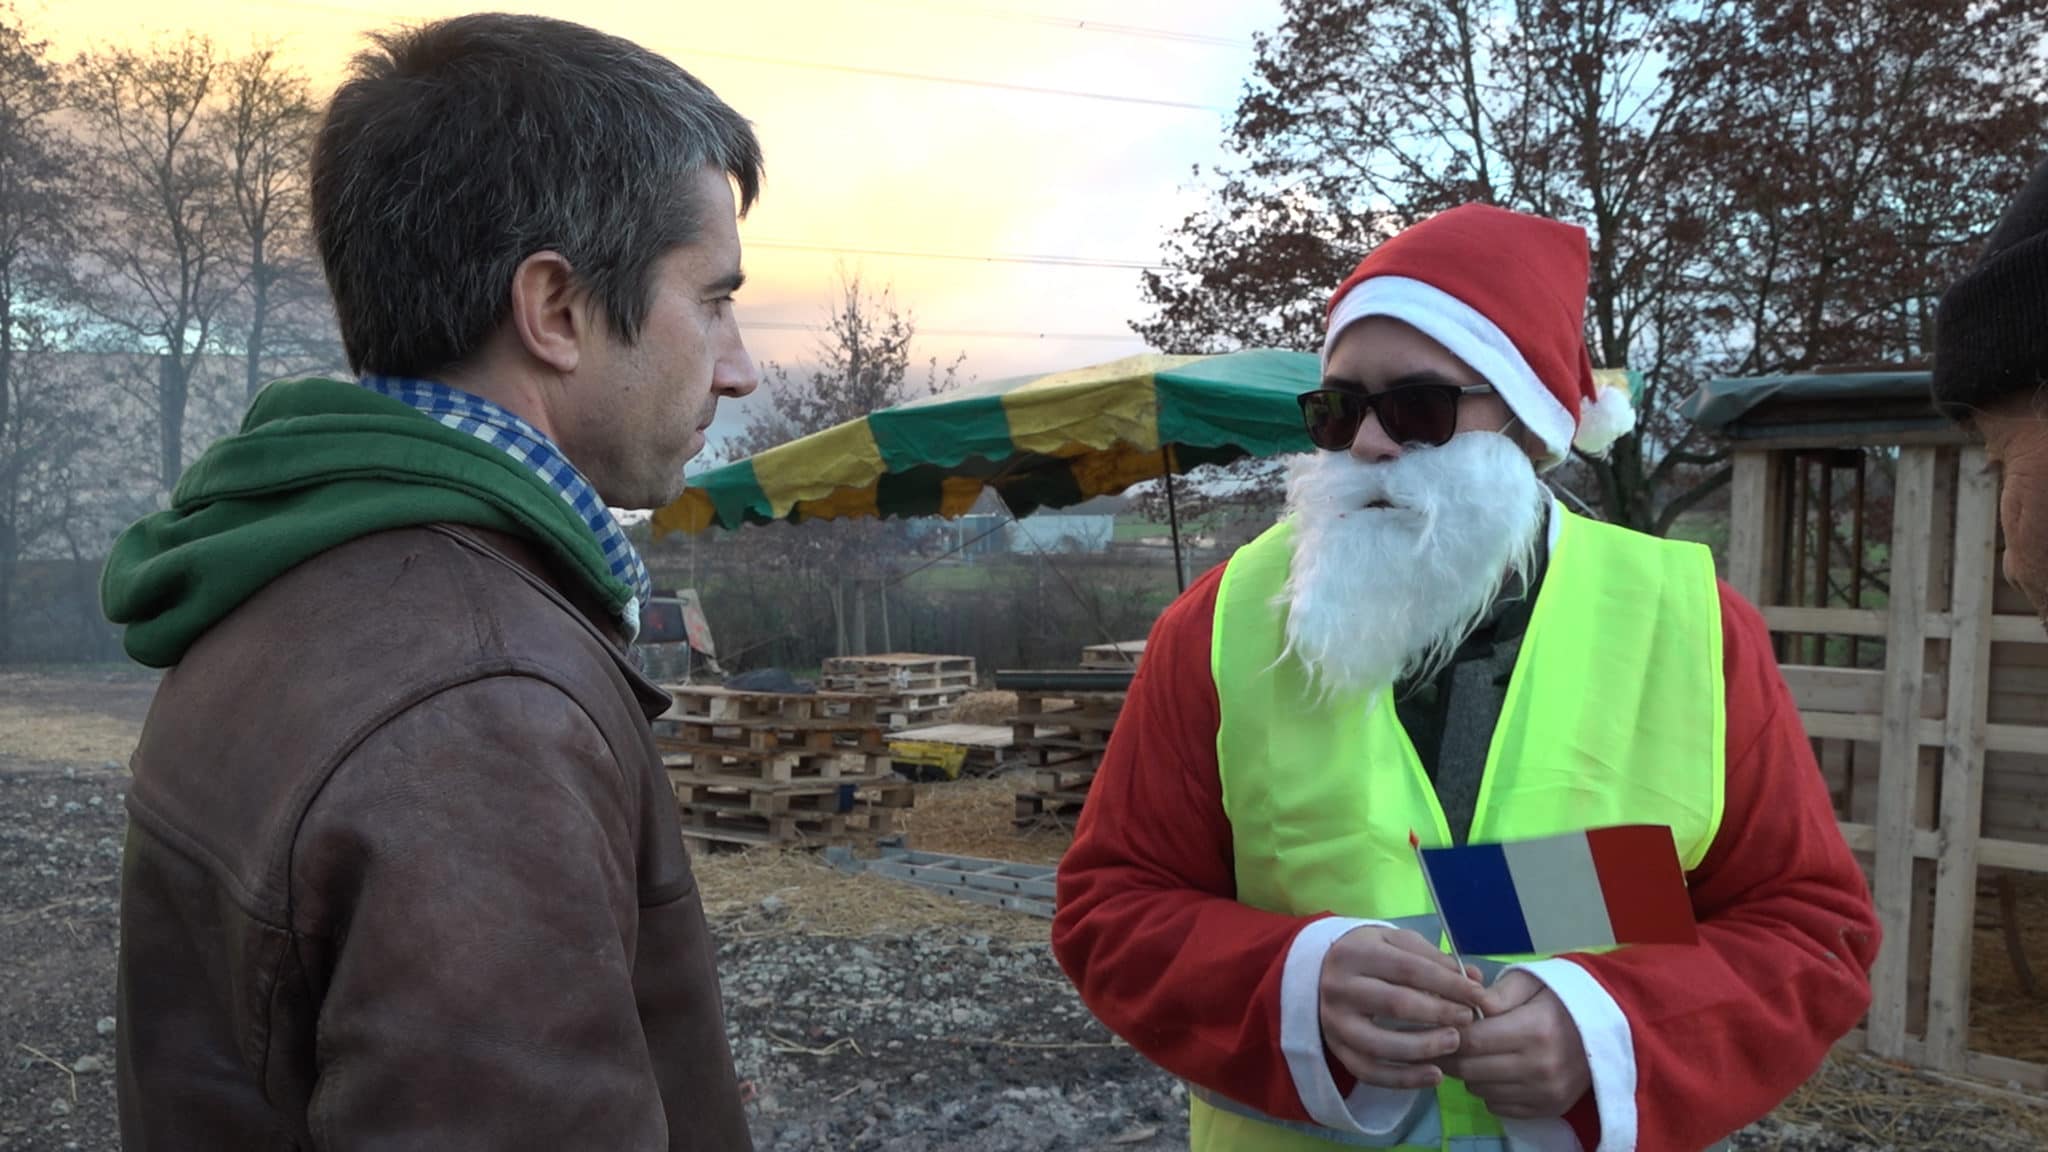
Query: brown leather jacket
[{"left": 116, "top": 525, "right": 751, "bottom": 1150}]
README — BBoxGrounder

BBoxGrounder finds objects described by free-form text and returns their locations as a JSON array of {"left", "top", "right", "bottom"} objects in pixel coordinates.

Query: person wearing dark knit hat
[
  {"left": 1052, "top": 202, "right": 1879, "bottom": 1152},
  {"left": 1932, "top": 154, "right": 2048, "bottom": 618}
]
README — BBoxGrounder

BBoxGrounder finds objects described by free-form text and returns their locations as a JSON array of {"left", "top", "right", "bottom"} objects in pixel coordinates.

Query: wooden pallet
[
  {"left": 1014, "top": 790, "right": 1089, "bottom": 827},
  {"left": 678, "top": 804, "right": 902, "bottom": 846},
  {"left": 1016, "top": 743, "right": 1111, "bottom": 771},
  {"left": 673, "top": 775, "right": 912, "bottom": 814},
  {"left": 671, "top": 746, "right": 916, "bottom": 851},
  {"left": 655, "top": 685, "right": 891, "bottom": 785},
  {"left": 655, "top": 721, "right": 884, "bottom": 755},
  {"left": 671, "top": 767, "right": 913, "bottom": 806},
  {"left": 663, "top": 685, "right": 880, "bottom": 726},
  {"left": 821, "top": 654, "right": 977, "bottom": 690},
  {"left": 822, "top": 681, "right": 975, "bottom": 707},
  {"left": 817, "top": 655, "right": 979, "bottom": 733},
  {"left": 660, "top": 747, "right": 890, "bottom": 783},
  {"left": 1011, "top": 713, "right": 1121, "bottom": 740},
  {"left": 824, "top": 690, "right": 966, "bottom": 709},
  {"left": 1010, "top": 691, "right": 1125, "bottom": 735},
  {"left": 1032, "top": 764, "right": 1098, "bottom": 794},
  {"left": 1009, "top": 690, "right": 1124, "bottom": 773},
  {"left": 822, "top": 694, "right": 969, "bottom": 733},
  {"left": 677, "top": 782, "right": 860, "bottom": 816},
  {"left": 824, "top": 686, "right": 972, "bottom": 704}
]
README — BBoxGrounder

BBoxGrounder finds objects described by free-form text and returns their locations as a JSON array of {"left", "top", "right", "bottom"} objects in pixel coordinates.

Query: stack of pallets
[
  {"left": 658, "top": 686, "right": 915, "bottom": 852},
  {"left": 1010, "top": 689, "right": 1126, "bottom": 827},
  {"left": 819, "top": 654, "right": 978, "bottom": 730}
]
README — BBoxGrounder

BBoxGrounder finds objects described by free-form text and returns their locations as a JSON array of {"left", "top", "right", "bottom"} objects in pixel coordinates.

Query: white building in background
[
  {"left": 1006, "top": 513, "right": 1114, "bottom": 554},
  {"left": 903, "top": 493, "right": 1126, "bottom": 558}
]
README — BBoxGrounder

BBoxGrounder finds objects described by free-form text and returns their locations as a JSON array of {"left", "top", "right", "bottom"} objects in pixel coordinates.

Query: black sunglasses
[{"left": 1296, "top": 383, "right": 1495, "bottom": 451}]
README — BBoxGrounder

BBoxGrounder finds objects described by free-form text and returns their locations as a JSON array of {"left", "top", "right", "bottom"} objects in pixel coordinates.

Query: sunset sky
[{"left": 28, "top": 0, "right": 1283, "bottom": 448}]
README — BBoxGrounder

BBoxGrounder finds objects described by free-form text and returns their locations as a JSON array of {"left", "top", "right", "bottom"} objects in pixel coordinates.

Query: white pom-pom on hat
[{"left": 1571, "top": 380, "right": 1637, "bottom": 458}]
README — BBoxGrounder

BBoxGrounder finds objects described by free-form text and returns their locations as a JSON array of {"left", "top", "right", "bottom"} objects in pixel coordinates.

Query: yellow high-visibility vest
[{"left": 1194, "top": 508, "right": 1726, "bottom": 1151}]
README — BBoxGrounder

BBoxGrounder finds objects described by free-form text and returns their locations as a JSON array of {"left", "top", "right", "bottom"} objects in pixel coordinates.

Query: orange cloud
[{"left": 40, "top": 0, "right": 1278, "bottom": 381}]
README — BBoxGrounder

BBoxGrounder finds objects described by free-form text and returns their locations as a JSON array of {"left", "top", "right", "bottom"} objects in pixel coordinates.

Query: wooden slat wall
[
  {"left": 1729, "top": 441, "right": 2047, "bottom": 1085},
  {"left": 1867, "top": 445, "right": 1935, "bottom": 1058},
  {"left": 1929, "top": 445, "right": 1996, "bottom": 1071}
]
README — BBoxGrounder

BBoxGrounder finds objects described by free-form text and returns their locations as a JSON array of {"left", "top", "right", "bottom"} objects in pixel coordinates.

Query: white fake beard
[{"left": 1278, "top": 432, "right": 1549, "bottom": 703}]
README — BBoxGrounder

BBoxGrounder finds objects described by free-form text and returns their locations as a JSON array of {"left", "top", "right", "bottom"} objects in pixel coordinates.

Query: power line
[
  {"left": 746, "top": 239, "right": 1167, "bottom": 272},
  {"left": 859, "top": 0, "right": 1255, "bottom": 49},
  {"left": 741, "top": 320, "right": 1144, "bottom": 343},
  {"left": 261, "top": 0, "right": 1230, "bottom": 112},
  {"left": 677, "top": 45, "right": 1227, "bottom": 113}
]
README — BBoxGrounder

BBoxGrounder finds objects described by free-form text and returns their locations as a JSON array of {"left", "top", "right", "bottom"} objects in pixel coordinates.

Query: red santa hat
[{"left": 1321, "top": 203, "right": 1634, "bottom": 466}]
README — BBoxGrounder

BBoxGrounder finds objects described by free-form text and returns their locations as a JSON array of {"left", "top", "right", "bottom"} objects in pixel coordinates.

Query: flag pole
[{"left": 1410, "top": 829, "right": 1484, "bottom": 1021}]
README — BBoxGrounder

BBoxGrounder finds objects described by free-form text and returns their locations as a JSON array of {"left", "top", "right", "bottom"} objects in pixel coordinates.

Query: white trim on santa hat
[{"left": 1321, "top": 275, "right": 1576, "bottom": 464}]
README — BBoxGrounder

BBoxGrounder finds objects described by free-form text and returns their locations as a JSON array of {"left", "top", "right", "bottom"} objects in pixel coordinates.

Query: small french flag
[{"left": 1413, "top": 824, "right": 1699, "bottom": 957}]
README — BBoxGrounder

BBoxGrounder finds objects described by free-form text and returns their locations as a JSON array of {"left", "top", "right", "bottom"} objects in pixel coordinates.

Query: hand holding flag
[{"left": 1413, "top": 824, "right": 1698, "bottom": 959}]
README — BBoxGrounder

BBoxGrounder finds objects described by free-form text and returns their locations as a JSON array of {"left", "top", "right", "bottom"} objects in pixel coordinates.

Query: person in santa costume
[{"left": 1051, "top": 203, "right": 1881, "bottom": 1152}]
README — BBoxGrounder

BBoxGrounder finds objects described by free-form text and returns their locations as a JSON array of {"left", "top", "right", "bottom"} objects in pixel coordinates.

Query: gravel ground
[
  {"left": 0, "top": 760, "right": 1180, "bottom": 1152},
  {"left": 4, "top": 669, "right": 2046, "bottom": 1151},
  {"left": 721, "top": 924, "right": 1184, "bottom": 1151},
  {"left": 1, "top": 763, "right": 124, "bottom": 1152}
]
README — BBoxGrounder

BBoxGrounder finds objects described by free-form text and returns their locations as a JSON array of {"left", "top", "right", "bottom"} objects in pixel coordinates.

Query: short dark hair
[{"left": 310, "top": 13, "right": 764, "bottom": 377}]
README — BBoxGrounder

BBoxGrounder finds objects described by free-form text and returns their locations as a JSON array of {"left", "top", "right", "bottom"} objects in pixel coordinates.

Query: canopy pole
[{"left": 1164, "top": 445, "right": 1186, "bottom": 593}]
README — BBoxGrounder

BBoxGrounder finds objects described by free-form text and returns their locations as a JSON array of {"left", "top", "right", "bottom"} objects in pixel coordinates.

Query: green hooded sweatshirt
[{"left": 101, "top": 377, "right": 634, "bottom": 668}]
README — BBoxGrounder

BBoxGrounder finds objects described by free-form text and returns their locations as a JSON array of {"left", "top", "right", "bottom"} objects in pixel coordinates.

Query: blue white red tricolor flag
[{"left": 1411, "top": 824, "right": 1699, "bottom": 956}]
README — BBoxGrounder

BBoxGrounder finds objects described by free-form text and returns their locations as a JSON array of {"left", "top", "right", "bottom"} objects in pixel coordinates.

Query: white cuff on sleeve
[
  {"left": 1505, "top": 957, "right": 1637, "bottom": 1152},
  {"left": 1280, "top": 916, "right": 1432, "bottom": 1137}
]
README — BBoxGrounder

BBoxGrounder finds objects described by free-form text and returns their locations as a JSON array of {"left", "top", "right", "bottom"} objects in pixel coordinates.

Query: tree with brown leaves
[{"left": 1134, "top": 0, "right": 2048, "bottom": 535}]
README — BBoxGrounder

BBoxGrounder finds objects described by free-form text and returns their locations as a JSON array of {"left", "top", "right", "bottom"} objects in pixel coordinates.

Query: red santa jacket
[{"left": 1051, "top": 561, "right": 1881, "bottom": 1151}]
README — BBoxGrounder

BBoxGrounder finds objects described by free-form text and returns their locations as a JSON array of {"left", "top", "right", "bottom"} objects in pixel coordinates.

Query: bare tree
[
  {"left": 70, "top": 34, "right": 235, "bottom": 493},
  {"left": 213, "top": 45, "right": 320, "bottom": 403},
  {"left": 0, "top": 6, "right": 80, "bottom": 659},
  {"left": 727, "top": 272, "right": 963, "bottom": 457},
  {"left": 702, "top": 272, "right": 965, "bottom": 658}
]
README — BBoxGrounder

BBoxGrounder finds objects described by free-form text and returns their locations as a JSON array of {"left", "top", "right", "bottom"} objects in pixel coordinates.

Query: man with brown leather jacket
[{"left": 99, "top": 14, "right": 762, "bottom": 1149}]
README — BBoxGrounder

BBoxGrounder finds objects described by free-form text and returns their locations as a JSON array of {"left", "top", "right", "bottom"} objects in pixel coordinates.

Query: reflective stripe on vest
[{"left": 1196, "top": 508, "right": 1727, "bottom": 1152}]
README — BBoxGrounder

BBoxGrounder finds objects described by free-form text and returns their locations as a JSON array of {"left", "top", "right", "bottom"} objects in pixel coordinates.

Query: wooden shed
[{"left": 1686, "top": 370, "right": 2048, "bottom": 1089}]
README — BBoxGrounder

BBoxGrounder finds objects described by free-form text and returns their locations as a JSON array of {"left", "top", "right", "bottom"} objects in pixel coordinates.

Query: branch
[
  {"left": 1658, "top": 449, "right": 1730, "bottom": 471},
  {"left": 1652, "top": 463, "right": 1733, "bottom": 537}
]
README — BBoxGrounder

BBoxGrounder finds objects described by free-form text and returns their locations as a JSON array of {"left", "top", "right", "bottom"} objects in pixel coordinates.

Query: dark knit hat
[{"left": 1932, "top": 153, "right": 2048, "bottom": 419}]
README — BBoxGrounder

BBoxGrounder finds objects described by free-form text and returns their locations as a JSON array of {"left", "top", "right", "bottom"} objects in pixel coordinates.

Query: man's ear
[{"left": 507, "top": 251, "right": 586, "bottom": 375}]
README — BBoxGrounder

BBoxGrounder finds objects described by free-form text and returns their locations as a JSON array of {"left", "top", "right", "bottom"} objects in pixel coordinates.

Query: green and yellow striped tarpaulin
[
  {"left": 652, "top": 349, "right": 1324, "bottom": 534},
  {"left": 651, "top": 349, "right": 1640, "bottom": 535}
]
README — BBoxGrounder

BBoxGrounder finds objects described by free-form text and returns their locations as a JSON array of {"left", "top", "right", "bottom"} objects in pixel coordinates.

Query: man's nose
[
  {"left": 1349, "top": 410, "right": 1403, "bottom": 464},
  {"left": 715, "top": 340, "right": 760, "bottom": 398}
]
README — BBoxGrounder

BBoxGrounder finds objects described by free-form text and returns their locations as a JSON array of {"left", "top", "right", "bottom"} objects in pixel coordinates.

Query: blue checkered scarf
[{"left": 358, "top": 376, "right": 650, "bottom": 641}]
